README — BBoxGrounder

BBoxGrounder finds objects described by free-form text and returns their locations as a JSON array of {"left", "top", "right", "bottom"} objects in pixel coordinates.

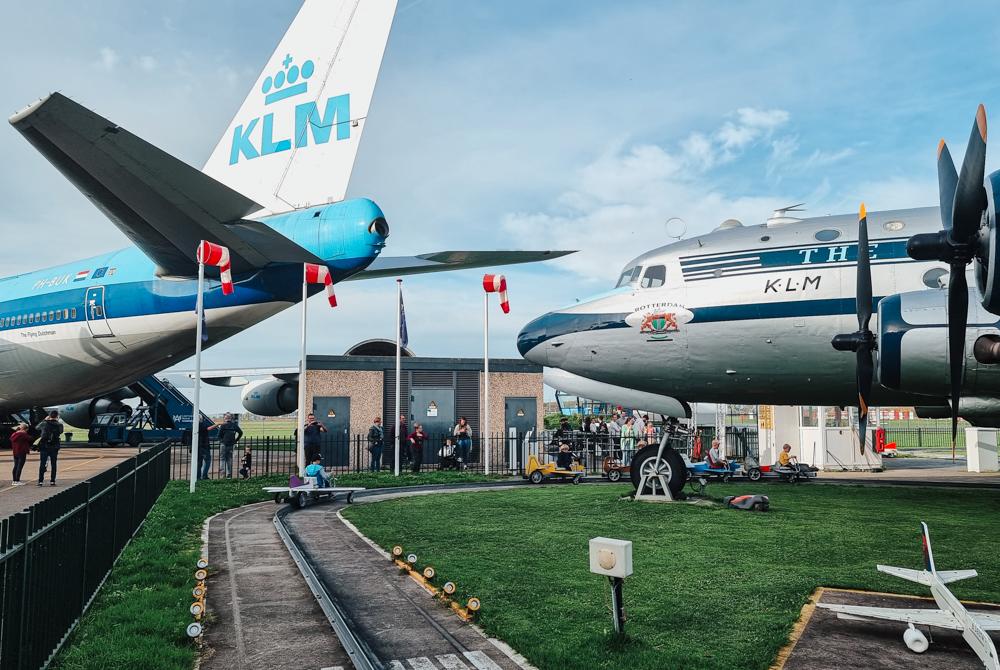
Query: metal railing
[
  {"left": 0, "top": 442, "right": 171, "bottom": 670},
  {"left": 168, "top": 429, "right": 715, "bottom": 479},
  {"left": 883, "top": 427, "right": 967, "bottom": 450}
]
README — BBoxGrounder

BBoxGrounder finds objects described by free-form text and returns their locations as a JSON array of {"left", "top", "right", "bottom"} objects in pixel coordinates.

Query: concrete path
[
  {"left": 284, "top": 499, "right": 525, "bottom": 670},
  {"left": 820, "top": 454, "right": 1000, "bottom": 487},
  {"left": 203, "top": 502, "right": 350, "bottom": 670},
  {"left": 0, "top": 446, "right": 137, "bottom": 518}
]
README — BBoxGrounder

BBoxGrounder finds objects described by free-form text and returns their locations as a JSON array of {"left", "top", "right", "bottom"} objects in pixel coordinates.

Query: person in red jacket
[
  {"left": 10, "top": 423, "right": 36, "bottom": 486},
  {"left": 407, "top": 423, "right": 426, "bottom": 473}
]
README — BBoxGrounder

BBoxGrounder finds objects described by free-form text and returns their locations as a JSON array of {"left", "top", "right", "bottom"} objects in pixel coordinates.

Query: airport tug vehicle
[{"left": 263, "top": 474, "right": 365, "bottom": 509}]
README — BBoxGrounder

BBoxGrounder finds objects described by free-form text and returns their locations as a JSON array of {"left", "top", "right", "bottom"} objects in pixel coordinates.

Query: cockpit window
[
  {"left": 615, "top": 266, "right": 641, "bottom": 288},
  {"left": 640, "top": 265, "right": 666, "bottom": 288}
]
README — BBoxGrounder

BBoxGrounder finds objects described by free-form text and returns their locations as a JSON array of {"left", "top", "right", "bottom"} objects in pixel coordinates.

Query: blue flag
[{"left": 399, "top": 291, "right": 408, "bottom": 348}]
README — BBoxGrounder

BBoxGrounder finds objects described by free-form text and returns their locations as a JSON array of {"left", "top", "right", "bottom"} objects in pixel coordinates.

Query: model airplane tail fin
[
  {"left": 877, "top": 564, "right": 934, "bottom": 586},
  {"left": 203, "top": 0, "right": 398, "bottom": 215},
  {"left": 920, "top": 521, "right": 936, "bottom": 574}
]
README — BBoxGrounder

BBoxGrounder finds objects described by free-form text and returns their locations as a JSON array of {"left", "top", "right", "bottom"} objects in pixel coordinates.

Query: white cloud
[
  {"left": 97, "top": 47, "right": 118, "bottom": 70},
  {"left": 136, "top": 55, "right": 157, "bottom": 72}
]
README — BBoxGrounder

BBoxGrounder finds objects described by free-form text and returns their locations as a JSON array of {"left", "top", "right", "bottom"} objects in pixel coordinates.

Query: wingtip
[
  {"left": 977, "top": 104, "right": 987, "bottom": 141},
  {"left": 859, "top": 202, "right": 867, "bottom": 220},
  {"left": 9, "top": 93, "right": 54, "bottom": 126}
]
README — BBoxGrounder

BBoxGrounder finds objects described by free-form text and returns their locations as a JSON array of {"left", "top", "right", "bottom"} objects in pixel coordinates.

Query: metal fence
[
  {"left": 0, "top": 442, "right": 171, "bottom": 670},
  {"left": 882, "top": 426, "right": 966, "bottom": 449},
  {"left": 169, "top": 429, "right": 715, "bottom": 480}
]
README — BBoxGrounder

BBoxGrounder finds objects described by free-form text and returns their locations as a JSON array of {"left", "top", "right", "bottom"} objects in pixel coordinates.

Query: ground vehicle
[
  {"left": 524, "top": 453, "right": 585, "bottom": 484},
  {"left": 744, "top": 456, "right": 818, "bottom": 482},
  {"left": 601, "top": 455, "right": 630, "bottom": 482},
  {"left": 264, "top": 474, "right": 365, "bottom": 508},
  {"left": 87, "top": 375, "right": 212, "bottom": 446}
]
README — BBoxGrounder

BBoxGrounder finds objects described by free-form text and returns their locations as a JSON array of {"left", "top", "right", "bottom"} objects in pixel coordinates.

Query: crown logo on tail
[{"left": 261, "top": 54, "right": 315, "bottom": 105}]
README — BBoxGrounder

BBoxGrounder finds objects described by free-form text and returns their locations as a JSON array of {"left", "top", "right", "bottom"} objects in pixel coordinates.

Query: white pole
[
  {"left": 484, "top": 292, "right": 490, "bottom": 475},
  {"left": 394, "top": 279, "right": 402, "bottom": 476},
  {"left": 297, "top": 265, "right": 308, "bottom": 475},
  {"left": 190, "top": 260, "right": 205, "bottom": 493}
]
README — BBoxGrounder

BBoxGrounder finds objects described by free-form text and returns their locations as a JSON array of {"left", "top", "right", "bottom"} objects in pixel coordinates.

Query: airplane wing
[
  {"left": 9, "top": 93, "right": 322, "bottom": 276},
  {"left": 816, "top": 603, "right": 963, "bottom": 630},
  {"left": 345, "top": 250, "right": 576, "bottom": 280},
  {"left": 972, "top": 612, "right": 1000, "bottom": 631}
]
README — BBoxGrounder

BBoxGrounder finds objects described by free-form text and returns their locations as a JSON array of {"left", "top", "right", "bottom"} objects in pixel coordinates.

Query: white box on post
[{"left": 589, "top": 537, "right": 633, "bottom": 579}]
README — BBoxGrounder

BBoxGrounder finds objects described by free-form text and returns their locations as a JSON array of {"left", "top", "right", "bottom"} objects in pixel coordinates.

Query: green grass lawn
[
  {"left": 342, "top": 483, "right": 1000, "bottom": 670},
  {"left": 235, "top": 418, "right": 297, "bottom": 438},
  {"left": 51, "top": 470, "right": 505, "bottom": 670}
]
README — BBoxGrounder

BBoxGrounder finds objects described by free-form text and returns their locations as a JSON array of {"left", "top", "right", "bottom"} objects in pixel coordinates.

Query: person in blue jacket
[{"left": 304, "top": 454, "right": 329, "bottom": 488}]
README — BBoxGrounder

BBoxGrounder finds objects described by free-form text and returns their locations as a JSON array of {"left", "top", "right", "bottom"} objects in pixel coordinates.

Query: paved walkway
[
  {"left": 203, "top": 502, "right": 350, "bottom": 670},
  {"left": 284, "top": 500, "right": 523, "bottom": 670},
  {"left": 820, "top": 453, "right": 1000, "bottom": 487},
  {"left": 0, "top": 446, "right": 137, "bottom": 518}
]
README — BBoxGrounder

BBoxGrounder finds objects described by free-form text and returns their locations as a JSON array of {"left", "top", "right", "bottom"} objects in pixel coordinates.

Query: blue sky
[{"left": 2, "top": 1, "right": 999, "bottom": 411}]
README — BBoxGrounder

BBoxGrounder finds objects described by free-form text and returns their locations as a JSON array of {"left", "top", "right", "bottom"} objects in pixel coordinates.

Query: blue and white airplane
[{"left": 0, "top": 0, "right": 569, "bottom": 417}]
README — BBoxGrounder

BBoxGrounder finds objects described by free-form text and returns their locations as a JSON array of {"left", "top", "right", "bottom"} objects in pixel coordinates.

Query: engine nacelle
[
  {"left": 58, "top": 394, "right": 134, "bottom": 428},
  {"left": 903, "top": 624, "right": 928, "bottom": 653},
  {"left": 241, "top": 379, "right": 298, "bottom": 416},
  {"left": 915, "top": 397, "right": 1000, "bottom": 427},
  {"left": 877, "top": 290, "right": 1000, "bottom": 397}
]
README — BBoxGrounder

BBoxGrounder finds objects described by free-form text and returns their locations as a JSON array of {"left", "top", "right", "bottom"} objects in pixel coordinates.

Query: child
[
  {"left": 304, "top": 454, "right": 329, "bottom": 488},
  {"left": 238, "top": 446, "right": 252, "bottom": 480}
]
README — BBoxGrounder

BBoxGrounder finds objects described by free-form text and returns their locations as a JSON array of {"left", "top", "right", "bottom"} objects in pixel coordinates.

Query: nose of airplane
[{"left": 517, "top": 312, "right": 550, "bottom": 363}]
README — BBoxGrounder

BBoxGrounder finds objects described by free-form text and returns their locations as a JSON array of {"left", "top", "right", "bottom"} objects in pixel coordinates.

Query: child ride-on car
[{"left": 525, "top": 445, "right": 585, "bottom": 484}]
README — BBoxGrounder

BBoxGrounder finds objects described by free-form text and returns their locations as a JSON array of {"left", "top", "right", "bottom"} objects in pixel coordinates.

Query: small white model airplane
[
  {"left": 817, "top": 522, "right": 1000, "bottom": 669},
  {"left": 263, "top": 474, "right": 365, "bottom": 508}
]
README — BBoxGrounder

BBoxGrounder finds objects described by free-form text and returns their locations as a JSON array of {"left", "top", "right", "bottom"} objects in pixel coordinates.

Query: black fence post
[{"left": 14, "top": 510, "right": 31, "bottom": 670}]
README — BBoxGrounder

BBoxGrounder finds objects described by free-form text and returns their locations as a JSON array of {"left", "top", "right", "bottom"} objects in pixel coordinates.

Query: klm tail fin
[
  {"left": 203, "top": 0, "right": 398, "bottom": 214},
  {"left": 921, "top": 521, "right": 936, "bottom": 574}
]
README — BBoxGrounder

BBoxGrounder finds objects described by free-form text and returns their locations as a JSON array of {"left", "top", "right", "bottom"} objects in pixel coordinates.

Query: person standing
[
  {"left": 387, "top": 413, "right": 408, "bottom": 467},
  {"left": 36, "top": 410, "right": 63, "bottom": 486},
  {"left": 453, "top": 416, "right": 472, "bottom": 467},
  {"left": 216, "top": 413, "right": 243, "bottom": 478},
  {"left": 197, "top": 421, "right": 216, "bottom": 480},
  {"left": 367, "top": 416, "right": 384, "bottom": 472},
  {"left": 302, "top": 412, "right": 328, "bottom": 462},
  {"left": 608, "top": 413, "right": 622, "bottom": 452},
  {"left": 407, "top": 423, "right": 426, "bottom": 473},
  {"left": 620, "top": 417, "right": 637, "bottom": 460},
  {"left": 10, "top": 423, "right": 36, "bottom": 485}
]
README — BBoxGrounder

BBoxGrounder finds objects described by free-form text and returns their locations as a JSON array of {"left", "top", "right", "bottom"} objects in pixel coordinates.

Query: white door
[{"left": 85, "top": 286, "right": 114, "bottom": 337}]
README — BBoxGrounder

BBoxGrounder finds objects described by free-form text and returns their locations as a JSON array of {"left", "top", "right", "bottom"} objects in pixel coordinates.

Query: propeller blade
[
  {"left": 857, "top": 204, "right": 872, "bottom": 332},
  {"left": 937, "top": 139, "right": 958, "bottom": 232},
  {"left": 947, "top": 264, "right": 969, "bottom": 447},
  {"left": 951, "top": 104, "right": 987, "bottom": 242},
  {"left": 857, "top": 346, "right": 874, "bottom": 451}
]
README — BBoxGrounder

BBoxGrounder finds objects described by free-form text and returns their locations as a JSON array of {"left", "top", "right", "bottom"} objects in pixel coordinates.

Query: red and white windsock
[
  {"left": 197, "top": 241, "right": 234, "bottom": 295},
  {"left": 483, "top": 274, "right": 509, "bottom": 313},
  {"left": 305, "top": 263, "right": 337, "bottom": 307}
]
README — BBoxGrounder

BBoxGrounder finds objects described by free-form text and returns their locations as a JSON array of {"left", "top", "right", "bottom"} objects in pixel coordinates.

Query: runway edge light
[{"left": 589, "top": 537, "right": 632, "bottom": 579}]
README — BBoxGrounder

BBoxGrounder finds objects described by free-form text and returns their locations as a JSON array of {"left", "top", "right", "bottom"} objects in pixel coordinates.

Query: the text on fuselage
[
  {"left": 798, "top": 243, "right": 880, "bottom": 264},
  {"left": 764, "top": 275, "right": 821, "bottom": 293}
]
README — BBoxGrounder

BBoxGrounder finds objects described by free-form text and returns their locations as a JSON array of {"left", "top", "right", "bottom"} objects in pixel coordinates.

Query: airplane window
[
  {"left": 814, "top": 229, "right": 841, "bottom": 242},
  {"left": 41, "top": 312, "right": 47, "bottom": 323},
  {"left": 922, "top": 268, "right": 947, "bottom": 289},
  {"left": 615, "top": 266, "right": 641, "bottom": 288},
  {"left": 63, "top": 309, "right": 69, "bottom": 320},
  {"left": 640, "top": 265, "right": 666, "bottom": 288},
  {"left": 884, "top": 220, "right": 905, "bottom": 232},
  {"left": 71, "top": 308, "right": 77, "bottom": 319},
  {"left": 48, "top": 311, "right": 54, "bottom": 321},
  {"left": 28, "top": 314, "right": 34, "bottom": 324}
]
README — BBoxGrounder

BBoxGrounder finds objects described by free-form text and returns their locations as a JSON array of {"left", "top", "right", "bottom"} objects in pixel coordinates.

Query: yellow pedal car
[{"left": 524, "top": 453, "right": 585, "bottom": 484}]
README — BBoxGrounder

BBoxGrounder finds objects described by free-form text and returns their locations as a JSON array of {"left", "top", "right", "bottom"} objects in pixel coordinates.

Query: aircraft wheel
[
  {"left": 529, "top": 470, "right": 544, "bottom": 484},
  {"left": 747, "top": 467, "right": 762, "bottom": 482},
  {"left": 607, "top": 469, "right": 622, "bottom": 482},
  {"left": 630, "top": 445, "right": 685, "bottom": 498}
]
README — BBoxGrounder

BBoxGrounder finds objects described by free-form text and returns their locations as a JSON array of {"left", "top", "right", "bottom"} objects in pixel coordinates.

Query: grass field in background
[
  {"left": 343, "top": 483, "right": 1000, "bottom": 670},
  {"left": 236, "top": 418, "right": 297, "bottom": 438},
  {"left": 51, "top": 471, "right": 504, "bottom": 670}
]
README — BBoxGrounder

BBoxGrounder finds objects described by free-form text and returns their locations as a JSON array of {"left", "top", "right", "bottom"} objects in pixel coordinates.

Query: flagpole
[
  {"left": 394, "top": 279, "right": 402, "bottom": 476},
  {"left": 483, "top": 292, "right": 490, "bottom": 475},
  {"left": 190, "top": 258, "right": 205, "bottom": 493},
  {"left": 297, "top": 264, "right": 308, "bottom": 475}
]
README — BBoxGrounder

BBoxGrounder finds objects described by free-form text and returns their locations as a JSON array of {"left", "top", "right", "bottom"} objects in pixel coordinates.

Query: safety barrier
[{"left": 0, "top": 441, "right": 171, "bottom": 670}]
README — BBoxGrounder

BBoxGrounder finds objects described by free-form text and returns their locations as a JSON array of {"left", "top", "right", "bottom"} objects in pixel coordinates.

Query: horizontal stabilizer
[
  {"left": 9, "top": 93, "right": 321, "bottom": 276},
  {"left": 346, "top": 250, "right": 576, "bottom": 281},
  {"left": 877, "top": 564, "right": 933, "bottom": 586},
  {"left": 817, "top": 603, "right": 962, "bottom": 630},
  {"left": 937, "top": 569, "right": 978, "bottom": 584}
]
